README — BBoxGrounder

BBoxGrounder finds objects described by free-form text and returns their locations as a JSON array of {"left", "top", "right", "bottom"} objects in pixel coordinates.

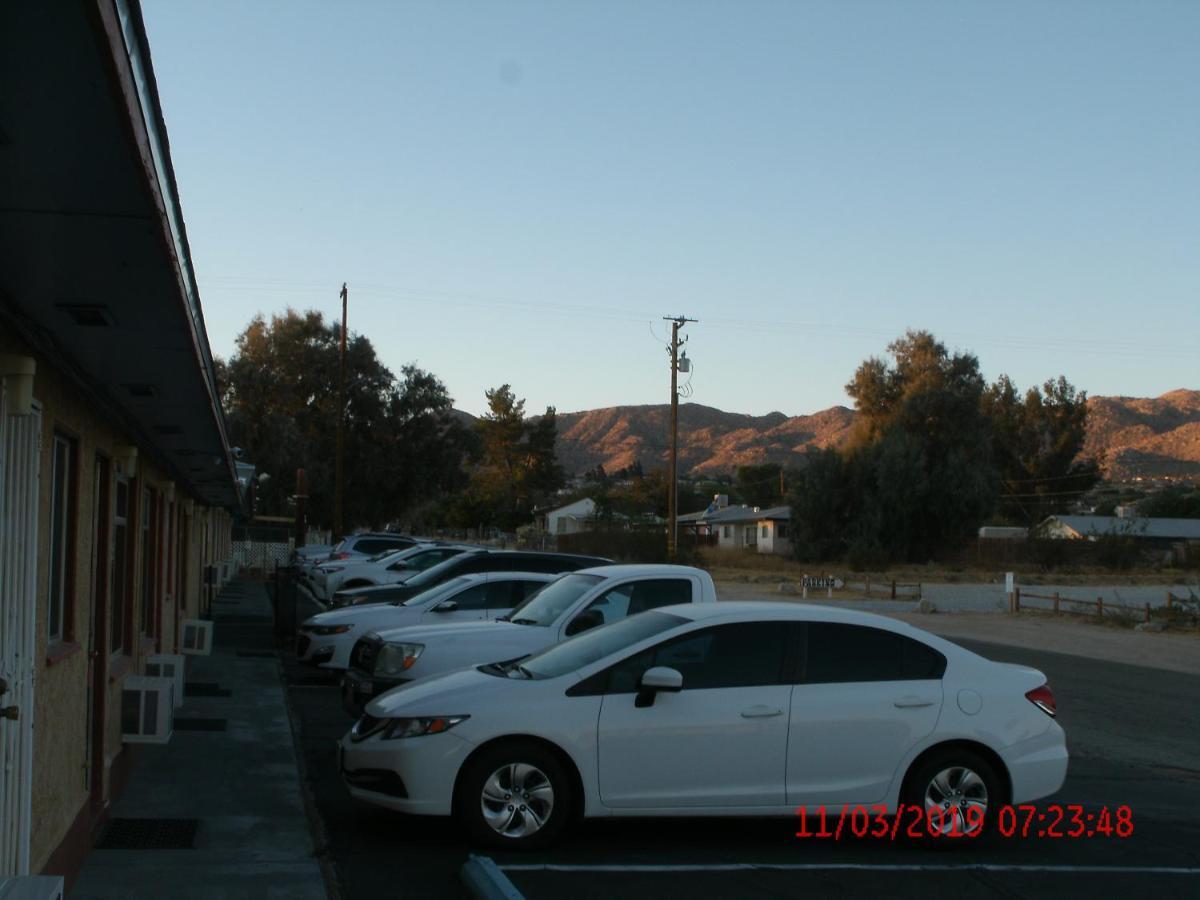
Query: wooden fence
[
  {"left": 1008, "top": 587, "right": 1176, "bottom": 623},
  {"left": 861, "top": 577, "right": 922, "bottom": 601}
]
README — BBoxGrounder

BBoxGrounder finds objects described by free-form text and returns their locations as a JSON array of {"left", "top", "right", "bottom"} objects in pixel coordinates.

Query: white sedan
[
  {"left": 296, "top": 572, "right": 557, "bottom": 669},
  {"left": 340, "top": 602, "right": 1068, "bottom": 849}
]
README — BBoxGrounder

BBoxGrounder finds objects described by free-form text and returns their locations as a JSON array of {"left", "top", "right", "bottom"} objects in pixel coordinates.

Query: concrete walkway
[{"left": 73, "top": 578, "right": 328, "bottom": 899}]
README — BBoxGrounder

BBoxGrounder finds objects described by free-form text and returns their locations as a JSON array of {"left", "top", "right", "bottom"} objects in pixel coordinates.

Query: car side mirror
[
  {"left": 433, "top": 600, "right": 458, "bottom": 612},
  {"left": 635, "top": 666, "right": 683, "bottom": 708},
  {"left": 565, "top": 609, "right": 604, "bottom": 636}
]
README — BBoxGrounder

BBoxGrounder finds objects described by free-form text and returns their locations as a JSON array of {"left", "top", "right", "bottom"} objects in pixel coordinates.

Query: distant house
[
  {"left": 545, "top": 498, "right": 596, "bottom": 535},
  {"left": 1038, "top": 515, "right": 1200, "bottom": 544},
  {"left": 679, "top": 495, "right": 792, "bottom": 555}
]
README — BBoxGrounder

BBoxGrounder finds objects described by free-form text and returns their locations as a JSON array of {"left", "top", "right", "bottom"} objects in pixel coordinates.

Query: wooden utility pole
[
  {"left": 664, "top": 315, "right": 697, "bottom": 560},
  {"left": 293, "top": 468, "right": 308, "bottom": 550},
  {"left": 334, "top": 283, "right": 348, "bottom": 542}
]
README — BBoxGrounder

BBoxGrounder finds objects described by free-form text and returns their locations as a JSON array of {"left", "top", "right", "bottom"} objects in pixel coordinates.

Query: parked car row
[{"left": 292, "top": 551, "right": 1070, "bottom": 852}]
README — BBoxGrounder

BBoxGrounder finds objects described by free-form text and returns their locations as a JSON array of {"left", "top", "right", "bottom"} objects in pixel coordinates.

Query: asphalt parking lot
[{"left": 280, "top": 593, "right": 1200, "bottom": 899}]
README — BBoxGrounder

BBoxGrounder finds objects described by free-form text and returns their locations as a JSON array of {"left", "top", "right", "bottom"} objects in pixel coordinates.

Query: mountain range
[{"left": 457, "top": 390, "right": 1200, "bottom": 482}]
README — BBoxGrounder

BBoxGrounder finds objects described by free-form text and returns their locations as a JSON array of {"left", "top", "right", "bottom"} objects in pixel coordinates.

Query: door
[
  {"left": 0, "top": 389, "right": 41, "bottom": 875},
  {"left": 596, "top": 622, "right": 794, "bottom": 808},
  {"left": 786, "top": 623, "right": 945, "bottom": 807}
]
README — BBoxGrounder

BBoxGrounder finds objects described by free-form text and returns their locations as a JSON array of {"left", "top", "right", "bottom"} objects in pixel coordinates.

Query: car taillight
[
  {"left": 332, "top": 551, "right": 351, "bottom": 560},
  {"left": 1025, "top": 684, "right": 1057, "bottom": 717}
]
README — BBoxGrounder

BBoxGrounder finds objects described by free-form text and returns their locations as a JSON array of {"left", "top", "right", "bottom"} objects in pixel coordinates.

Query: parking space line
[{"left": 499, "top": 863, "right": 1200, "bottom": 875}]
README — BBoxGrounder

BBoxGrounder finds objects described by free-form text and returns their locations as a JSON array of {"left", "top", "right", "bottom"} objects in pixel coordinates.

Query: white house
[
  {"left": 679, "top": 497, "right": 792, "bottom": 555},
  {"left": 546, "top": 497, "right": 596, "bottom": 535}
]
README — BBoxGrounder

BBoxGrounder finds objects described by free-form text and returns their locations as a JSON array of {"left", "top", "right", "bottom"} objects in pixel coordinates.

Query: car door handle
[
  {"left": 740, "top": 705, "right": 783, "bottom": 718},
  {"left": 894, "top": 697, "right": 934, "bottom": 708}
]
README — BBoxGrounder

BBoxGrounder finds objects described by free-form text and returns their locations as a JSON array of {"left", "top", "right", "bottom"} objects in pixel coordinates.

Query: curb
[{"left": 461, "top": 855, "right": 526, "bottom": 900}]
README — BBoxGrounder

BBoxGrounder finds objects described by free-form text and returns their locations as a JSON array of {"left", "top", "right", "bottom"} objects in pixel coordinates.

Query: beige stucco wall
[{"left": 1, "top": 331, "right": 232, "bottom": 871}]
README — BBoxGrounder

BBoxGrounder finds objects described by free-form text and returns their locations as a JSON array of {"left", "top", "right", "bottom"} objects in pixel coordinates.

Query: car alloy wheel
[
  {"left": 922, "top": 766, "right": 989, "bottom": 837},
  {"left": 458, "top": 741, "right": 572, "bottom": 849},
  {"left": 903, "top": 748, "right": 1002, "bottom": 842},
  {"left": 480, "top": 763, "right": 555, "bottom": 839}
]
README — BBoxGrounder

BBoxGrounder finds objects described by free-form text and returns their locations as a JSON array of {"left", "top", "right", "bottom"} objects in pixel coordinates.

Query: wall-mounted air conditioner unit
[
  {"left": 0, "top": 875, "right": 65, "bottom": 900},
  {"left": 180, "top": 619, "right": 214, "bottom": 656},
  {"left": 145, "top": 653, "right": 186, "bottom": 708},
  {"left": 121, "top": 676, "right": 174, "bottom": 744}
]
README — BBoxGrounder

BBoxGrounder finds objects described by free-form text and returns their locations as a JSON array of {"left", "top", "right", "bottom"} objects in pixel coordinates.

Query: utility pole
[
  {"left": 334, "top": 283, "right": 348, "bottom": 542},
  {"left": 664, "top": 315, "right": 698, "bottom": 560}
]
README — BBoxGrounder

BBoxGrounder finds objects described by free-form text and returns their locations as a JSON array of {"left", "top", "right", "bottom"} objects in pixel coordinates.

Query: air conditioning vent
[
  {"left": 145, "top": 653, "right": 186, "bottom": 708},
  {"left": 180, "top": 619, "right": 214, "bottom": 656},
  {"left": 121, "top": 676, "right": 174, "bottom": 744},
  {"left": 58, "top": 303, "right": 116, "bottom": 327}
]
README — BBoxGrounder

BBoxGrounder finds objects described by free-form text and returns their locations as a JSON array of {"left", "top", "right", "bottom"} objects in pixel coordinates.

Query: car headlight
[
  {"left": 380, "top": 716, "right": 469, "bottom": 740},
  {"left": 375, "top": 642, "right": 423, "bottom": 676},
  {"left": 309, "top": 624, "right": 353, "bottom": 636}
]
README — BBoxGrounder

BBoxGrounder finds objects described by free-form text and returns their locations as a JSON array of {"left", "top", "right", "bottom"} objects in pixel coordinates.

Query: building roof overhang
[{"left": 0, "top": 0, "right": 239, "bottom": 509}]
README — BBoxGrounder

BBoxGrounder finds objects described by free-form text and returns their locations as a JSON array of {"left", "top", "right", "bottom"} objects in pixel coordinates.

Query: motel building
[{"left": 1, "top": 2, "right": 240, "bottom": 888}]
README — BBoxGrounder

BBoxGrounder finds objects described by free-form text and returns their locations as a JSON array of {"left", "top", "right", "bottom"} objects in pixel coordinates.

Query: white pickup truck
[{"left": 341, "top": 564, "right": 718, "bottom": 716}]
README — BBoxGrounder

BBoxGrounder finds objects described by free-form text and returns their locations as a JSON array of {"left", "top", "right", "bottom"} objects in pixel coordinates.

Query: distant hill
[
  {"left": 451, "top": 389, "right": 1200, "bottom": 481},
  {"left": 1083, "top": 389, "right": 1200, "bottom": 481},
  {"left": 551, "top": 403, "right": 857, "bottom": 476}
]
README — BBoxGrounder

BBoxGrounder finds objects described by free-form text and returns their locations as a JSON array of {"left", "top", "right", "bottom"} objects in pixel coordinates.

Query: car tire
[
  {"left": 456, "top": 741, "right": 573, "bottom": 850},
  {"left": 901, "top": 747, "right": 1002, "bottom": 843}
]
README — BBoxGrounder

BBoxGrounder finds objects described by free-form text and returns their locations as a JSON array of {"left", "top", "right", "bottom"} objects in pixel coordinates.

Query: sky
[{"left": 142, "top": 0, "right": 1199, "bottom": 419}]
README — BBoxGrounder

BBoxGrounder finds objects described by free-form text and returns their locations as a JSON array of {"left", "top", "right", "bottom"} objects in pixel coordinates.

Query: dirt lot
[{"left": 714, "top": 577, "right": 1200, "bottom": 675}]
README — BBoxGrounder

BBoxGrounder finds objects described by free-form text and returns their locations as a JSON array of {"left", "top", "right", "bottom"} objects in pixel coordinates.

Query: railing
[
  {"left": 1009, "top": 587, "right": 1158, "bottom": 623},
  {"left": 860, "top": 577, "right": 922, "bottom": 601}
]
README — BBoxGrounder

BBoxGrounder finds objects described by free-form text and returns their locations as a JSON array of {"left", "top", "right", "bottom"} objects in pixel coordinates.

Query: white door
[
  {"left": 786, "top": 622, "right": 944, "bottom": 807},
  {"left": 0, "top": 388, "right": 41, "bottom": 876},
  {"left": 596, "top": 622, "right": 793, "bottom": 808}
]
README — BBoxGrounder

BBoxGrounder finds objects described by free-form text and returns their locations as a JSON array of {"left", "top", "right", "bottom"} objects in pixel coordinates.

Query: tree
[
  {"left": 734, "top": 462, "right": 785, "bottom": 509},
  {"left": 1138, "top": 484, "right": 1200, "bottom": 518},
  {"left": 982, "top": 375, "right": 1101, "bottom": 523},
  {"left": 454, "top": 385, "right": 565, "bottom": 529},
  {"left": 836, "top": 330, "right": 998, "bottom": 561},
  {"left": 219, "top": 309, "right": 465, "bottom": 529}
]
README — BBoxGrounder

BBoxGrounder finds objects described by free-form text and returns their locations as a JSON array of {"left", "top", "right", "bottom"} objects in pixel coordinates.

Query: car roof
[
  {"left": 661, "top": 600, "right": 926, "bottom": 631},
  {"left": 572, "top": 563, "right": 703, "bottom": 578},
  {"left": 453, "top": 571, "right": 559, "bottom": 582}
]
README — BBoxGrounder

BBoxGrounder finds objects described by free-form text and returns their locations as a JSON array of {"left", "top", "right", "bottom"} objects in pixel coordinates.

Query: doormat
[
  {"left": 173, "top": 718, "right": 228, "bottom": 731},
  {"left": 96, "top": 818, "right": 200, "bottom": 850},
  {"left": 184, "top": 682, "right": 232, "bottom": 698}
]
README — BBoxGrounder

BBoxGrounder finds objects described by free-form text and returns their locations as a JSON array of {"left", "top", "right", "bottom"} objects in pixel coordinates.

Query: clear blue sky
[{"left": 143, "top": 0, "right": 1198, "bottom": 418}]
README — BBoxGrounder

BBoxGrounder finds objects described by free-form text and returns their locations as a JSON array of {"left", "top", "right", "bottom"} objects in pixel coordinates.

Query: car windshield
[
  {"left": 366, "top": 548, "right": 407, "bottom": 563},
  {"left": 504, "top": 573, "right": 604, "bottom": 626},
  {"left": 398, "top": 552, "right": 481, "bottom": 589},
  {"left": 397, "top": 576, "right": 472, "bottom": 608},
  {"left": 519, "top": 611, "right": 687, "bottom": 679}
]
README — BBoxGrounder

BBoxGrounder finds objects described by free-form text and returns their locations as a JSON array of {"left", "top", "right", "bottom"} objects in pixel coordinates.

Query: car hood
[
  {"left": 370, "top": 619, "right": 546, "bottom": 644},
  {"left": 304, "top": 604, "right": 411, "bottom": 628},
  {"left": 365, "top": 665, "right": 521, "bottom": 716}
]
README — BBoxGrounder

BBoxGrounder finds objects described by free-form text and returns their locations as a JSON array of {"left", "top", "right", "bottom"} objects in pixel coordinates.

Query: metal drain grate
[
  {"left": 96, "top": 818, "right": 199, "bottom": 850},
  {"left": 184, "top": 682, "right": 232, "bottom": 698},
  {"left": 173, "top": 718, "right": 228, "bottom": 732}
]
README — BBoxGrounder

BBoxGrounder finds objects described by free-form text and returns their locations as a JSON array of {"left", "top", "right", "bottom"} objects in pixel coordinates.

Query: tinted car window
[
  {"left": 399, "top": 576, "right": 472, "bottom": 608},
  {"left": 400, "top": 552, "right": 485, "bottom": 590},
  {"left": 445, "top": 583, "right": 489, "bottom": 611},
  {"left": 571, "top": 578, "right": 692, "bottom": 629},
  {"left": 804, "top": 623, "right": 946, "bottom": 683},
  {"left": 605, "top": 622, "right": 791, "bottom": 693}
]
